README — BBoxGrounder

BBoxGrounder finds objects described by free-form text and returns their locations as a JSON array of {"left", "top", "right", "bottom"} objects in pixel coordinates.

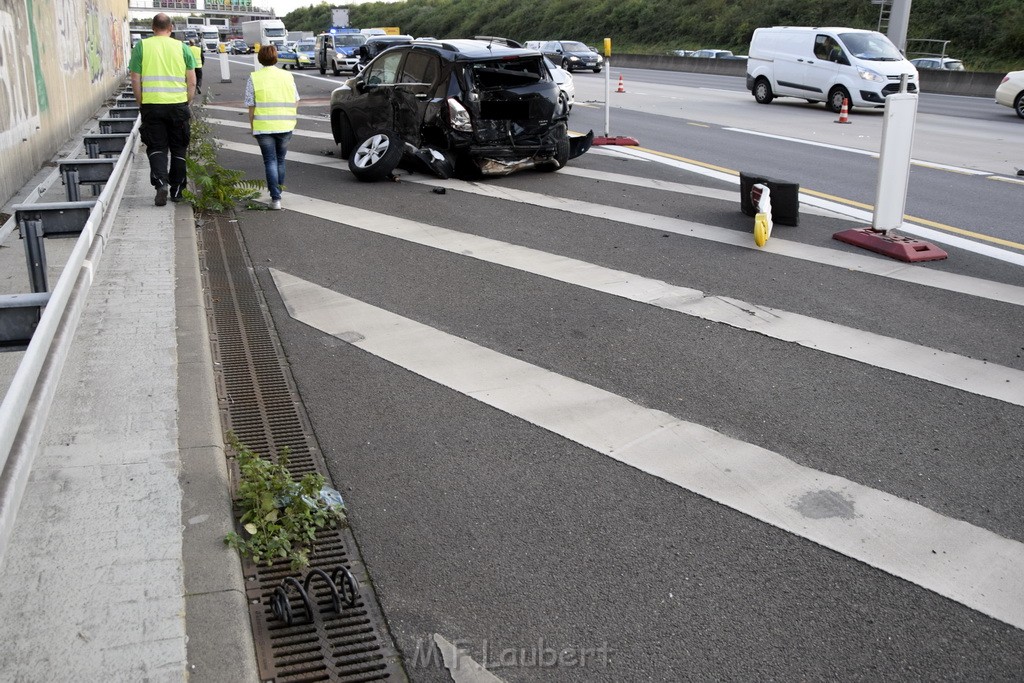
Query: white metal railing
[{"left": 0, "top": 96, "right": 140, "bottom": 563}]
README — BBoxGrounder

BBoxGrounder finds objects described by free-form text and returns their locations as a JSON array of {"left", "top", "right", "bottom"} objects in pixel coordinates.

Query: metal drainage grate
[{"left": 198, "top": 213, "right": 407, "bottom": 682}]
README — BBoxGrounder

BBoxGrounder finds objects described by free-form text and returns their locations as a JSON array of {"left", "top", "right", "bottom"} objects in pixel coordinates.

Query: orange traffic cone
[
  {"left": 616, "top": 74, "right": 625, "bottom": 93},
  {"left": 835, "top": 98, "right": 851, "bottom": 124}
]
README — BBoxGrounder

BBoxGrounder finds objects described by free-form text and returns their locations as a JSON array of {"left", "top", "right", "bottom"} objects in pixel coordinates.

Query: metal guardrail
[{"left": 0, "top": 89, "right": 141, "bottom": 563}]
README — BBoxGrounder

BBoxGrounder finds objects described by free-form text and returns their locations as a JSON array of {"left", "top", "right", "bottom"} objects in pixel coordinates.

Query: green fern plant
[{"left": 185, "top": 105, "right": 265, "bottom": 213}]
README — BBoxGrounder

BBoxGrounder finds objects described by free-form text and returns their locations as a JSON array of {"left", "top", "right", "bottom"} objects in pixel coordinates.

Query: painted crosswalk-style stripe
[
  {"left": 271, "top": 268, "right": 1024, "bottom": 631},
  {"left": 271, "top": 192, "right": 1024, "bottom": 407},
  {"left": 215, "top": 138, "right": 1024, "bottom": 303}
]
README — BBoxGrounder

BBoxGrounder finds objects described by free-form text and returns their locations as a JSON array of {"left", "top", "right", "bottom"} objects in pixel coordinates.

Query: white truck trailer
[{"left": 242, "top": 19, "right": 287, "bottom": 51}]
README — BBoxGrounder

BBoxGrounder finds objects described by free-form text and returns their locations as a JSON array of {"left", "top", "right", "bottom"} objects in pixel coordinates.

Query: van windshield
[
  {"left": 335, "top": 35, "right": 367, "bottom": 47},
  {"left": 838, "top": 32, "right": 904, "bottom": 61}
]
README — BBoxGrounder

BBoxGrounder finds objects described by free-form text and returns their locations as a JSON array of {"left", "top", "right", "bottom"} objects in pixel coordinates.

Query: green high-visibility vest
[
  {"left": 251, "top": 67, "right": 297, "bottom": 133},
  {"left": 190, "top": 44, "right": 202, "bottom": 65},
  {"left": 140, "top": 36, "right": 188, "bottom": 104}
]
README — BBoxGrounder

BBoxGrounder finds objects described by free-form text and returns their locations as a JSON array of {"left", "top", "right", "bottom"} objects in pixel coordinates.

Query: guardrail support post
[{"left": 20, "top": 219, "right": 48, "bottom": 293}]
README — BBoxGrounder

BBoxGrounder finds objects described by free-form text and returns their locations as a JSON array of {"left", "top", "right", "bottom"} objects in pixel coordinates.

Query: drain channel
[{"left": 198, "top": 214, "right": 407, "bottom": 682}]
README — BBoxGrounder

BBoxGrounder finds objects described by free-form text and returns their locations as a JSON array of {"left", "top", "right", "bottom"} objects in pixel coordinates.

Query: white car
[
  {"left": 544, "top": 57, "right": 575, "bottom": 112},
  {"left": 910, "top": 57, "right": 965, "bottom": 71},
  {"left": 995, "top": 70, "right": 1024, "bottom": 119}
]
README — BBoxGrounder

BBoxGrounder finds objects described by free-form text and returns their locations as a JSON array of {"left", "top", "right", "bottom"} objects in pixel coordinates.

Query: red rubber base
[
  {"left": 592, "top": 136, "right": 640, "bottom": 146},
  {"left": 833, "top": 228, "right": 948, "bottom": 262}
]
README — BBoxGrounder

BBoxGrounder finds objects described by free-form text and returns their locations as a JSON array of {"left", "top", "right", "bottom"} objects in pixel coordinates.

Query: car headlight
[
  {"left": 857, "top": 66, "right": 885, "bottom": 83},
  {"left": 569, "top": 55, "right": 579, "bottom": 61}
]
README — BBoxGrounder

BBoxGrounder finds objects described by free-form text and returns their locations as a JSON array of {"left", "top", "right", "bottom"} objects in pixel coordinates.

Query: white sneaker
[{"left": 270, "top": 199, "right": 282, "bottom": 210}]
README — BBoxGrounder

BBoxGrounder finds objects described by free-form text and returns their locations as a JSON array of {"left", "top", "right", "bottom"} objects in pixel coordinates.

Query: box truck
[
  {"left": 243, "top": 19, "right": 287, "bottom": 51},
  {"left": 199, "top": 26, "right": 219, "bottom": 52},
  {"left": 746, "top": 26, "right": 918, "bottom": 112}
]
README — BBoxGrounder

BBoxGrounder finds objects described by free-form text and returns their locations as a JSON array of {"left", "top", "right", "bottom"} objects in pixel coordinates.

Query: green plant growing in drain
[
  {"left": 184, "top": 103, "right": 266, "bottom": 213},
  {"left": 225, "top": 433, "right": 346, "bottom": 570}
]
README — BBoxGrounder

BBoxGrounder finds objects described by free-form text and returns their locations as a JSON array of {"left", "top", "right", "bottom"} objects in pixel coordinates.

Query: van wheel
[
  {"left": 753, "top": 78, "right": 774, "bottom": 104},
  {"left": 349, "top": 130, "right": 405, "bottom": 182},
  {"left": 332, "top": 61, "right": 341, "bottom": 76},
  {"left": 827, "top": 87, "right": 851, "bottom": 113}
]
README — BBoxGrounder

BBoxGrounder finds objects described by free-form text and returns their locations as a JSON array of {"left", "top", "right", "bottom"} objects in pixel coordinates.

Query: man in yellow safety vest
[
  {"left": 246, "top": 45, "right": 299, "bottom": 210},
  {"left": 188, "top": 40, "right": 204, "bottom": 94},
  {"left": 129, "top": 13, "right": 197, "bottom": 206}
]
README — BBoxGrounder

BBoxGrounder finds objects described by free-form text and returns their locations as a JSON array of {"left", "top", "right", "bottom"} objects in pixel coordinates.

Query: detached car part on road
[{"left": 330, "top": 39, "right": 592, "bottom": 181}]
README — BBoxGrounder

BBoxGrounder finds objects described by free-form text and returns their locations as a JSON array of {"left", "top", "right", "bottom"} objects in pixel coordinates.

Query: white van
[{"left": 746, "top": 26, "right": 918, "bottom": 112}]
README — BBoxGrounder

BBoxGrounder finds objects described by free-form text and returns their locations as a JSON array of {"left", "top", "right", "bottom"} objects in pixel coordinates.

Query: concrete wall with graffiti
[{"left": 0, "top": 0, "right": 129, "bottom": 205}]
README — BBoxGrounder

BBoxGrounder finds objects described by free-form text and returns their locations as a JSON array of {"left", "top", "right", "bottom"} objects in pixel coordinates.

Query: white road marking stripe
[
  {"left": 558, "top": 166, "right": 850, "bottom": 219},
  {"left": 271, "top": 268, "right": 1024, "bottom": 631},
  {"left": 206, "top": 116, "right": 335, "bottom": 139},
  {"left": 405, "top": 176, "right": 1024, "bottom": 302},
  {"left": 216, "top": 137, "right": 1024, "bottom": 301},
  {"left": 722, "top": 127, "right": 993, "bottom": 176},
  {"left": 277, "top": 192, "right": 1024, "bottom": 407},
  {"left": 573, "top": 146, "right": 1024, "bottom": 267}
]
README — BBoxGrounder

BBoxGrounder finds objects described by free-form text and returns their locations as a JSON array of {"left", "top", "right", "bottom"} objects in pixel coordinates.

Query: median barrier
[{"left": 614, "top": 54, "right": 1005, "bottom": 98}]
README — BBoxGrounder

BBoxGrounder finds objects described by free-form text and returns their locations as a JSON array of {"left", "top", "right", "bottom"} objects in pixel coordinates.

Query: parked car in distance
[
  {"left": 670, "top": 49, "right": 696, "bottom": 57},
  {"left": 524, "top": 40, "right": 602, "bottom": 72},
  {"left": 544, "top": 56, "right": 575, "bottom": 112},
  {"left": 910, "top": 57, "right": 965, "bottom": 71},
  {"left": 227, "top": 39, "right": 250, "bottom": 55},
  {"left": 330, "top": 39, "right": 591, "bottom": 181},
  {"left": 995, "top": 69, "right": 1024, "bottom": 119}
]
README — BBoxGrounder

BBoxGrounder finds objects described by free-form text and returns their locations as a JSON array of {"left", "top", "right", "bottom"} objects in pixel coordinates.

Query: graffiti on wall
[
  {"left": 0, "top": 0, "right": 40, "bottom": 148},
  {"left": 53, "top": 0, "right": 84, "bottom": 74},
  {"left": 1, "top": 0, "right": 128, "bottom": 155}
]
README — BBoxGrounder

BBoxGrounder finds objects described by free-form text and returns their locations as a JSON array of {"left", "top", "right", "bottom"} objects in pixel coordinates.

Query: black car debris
[{"left": 330, "top": 38, "right": 592, "bottom": 181}]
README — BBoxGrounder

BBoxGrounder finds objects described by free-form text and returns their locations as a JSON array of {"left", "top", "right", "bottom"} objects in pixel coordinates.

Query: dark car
[
  {"left": 356, "top": 35, "right": 415, "bottom": 71},
  {"left": 227, "top": 39, "right": 249, "bottom": 55},
  {"left": 330, "top": 39, "right": 592, "bottom": 181},
  {"left": 525, "top": 40, "right": 602, "bottom": 72}
]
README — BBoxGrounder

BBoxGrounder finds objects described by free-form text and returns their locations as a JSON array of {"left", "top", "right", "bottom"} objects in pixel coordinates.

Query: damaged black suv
[{"left": 330, "top": 39, "right": 591, "bottom": 181}]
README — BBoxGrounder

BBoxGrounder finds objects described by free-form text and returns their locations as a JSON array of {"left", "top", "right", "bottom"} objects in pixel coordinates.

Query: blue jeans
[{"left": 255, "top": 132, "right": 292, "bottom": 200}]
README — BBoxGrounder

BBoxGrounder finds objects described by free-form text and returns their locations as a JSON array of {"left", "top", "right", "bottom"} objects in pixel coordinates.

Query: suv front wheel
[{"left": 349, "top": 130, "right": 405, "bottom": 182}]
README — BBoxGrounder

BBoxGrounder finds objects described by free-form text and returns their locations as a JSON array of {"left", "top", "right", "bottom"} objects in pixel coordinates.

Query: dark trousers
[
  {"left": 140, "top": 103, "right": 191, "bottom": 190},
  {"left": 195, "top": 68, "right": 203, "bottom": 92}
]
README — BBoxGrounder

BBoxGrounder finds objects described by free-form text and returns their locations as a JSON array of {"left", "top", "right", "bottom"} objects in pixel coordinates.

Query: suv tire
[
  {"left": 349, "top": 130, "right": 405, "bottom": 182},
  {"left": 539, "top": 124, "right": 569, "bottom": 172},
  {"left": 335, "top": 112, "right": 356, "bottom": 159},
  {"left": 332, "top": 60, "right": 341, "bottom": 76}
]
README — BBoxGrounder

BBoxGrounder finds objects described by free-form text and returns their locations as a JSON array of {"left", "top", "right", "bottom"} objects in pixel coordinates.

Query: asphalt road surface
[{"left": 202, "top": 58, "right": 1024, "bottom": 681}]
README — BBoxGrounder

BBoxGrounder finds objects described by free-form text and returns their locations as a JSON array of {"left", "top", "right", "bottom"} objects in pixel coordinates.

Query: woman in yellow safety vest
[{"left": 246, "top": 45, "right": 299, "bottom": 210}]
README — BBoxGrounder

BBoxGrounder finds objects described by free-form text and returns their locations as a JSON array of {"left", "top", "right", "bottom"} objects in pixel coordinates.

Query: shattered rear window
[{"left": 468, "top": 57, "right": 546, "bottom": 90}]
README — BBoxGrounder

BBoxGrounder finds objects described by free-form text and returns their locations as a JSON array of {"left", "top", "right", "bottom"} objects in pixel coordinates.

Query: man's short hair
[
  {"left": 152, "top": 13, "right": 172, "bottom": 31},
  {"left": 258, "top": 45, "right": 278, "bottom": 67}
]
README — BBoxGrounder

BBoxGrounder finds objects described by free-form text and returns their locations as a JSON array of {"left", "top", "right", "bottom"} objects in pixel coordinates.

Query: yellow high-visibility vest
[
  {"left": 140, "top": 36, "right": 188, "bottom": 104},
  {"left": 251, "top": 67, "right": 297, "bottom": 133},
  {"left": 190, "top": 44, "right": 202, "bottom": 65}
]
